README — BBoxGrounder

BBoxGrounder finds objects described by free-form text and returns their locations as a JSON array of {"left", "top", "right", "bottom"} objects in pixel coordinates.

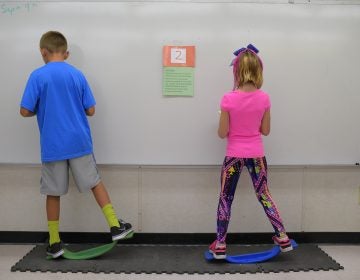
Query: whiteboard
[{"left": 1, "top": 1, "right": 359, "bottom": 165}]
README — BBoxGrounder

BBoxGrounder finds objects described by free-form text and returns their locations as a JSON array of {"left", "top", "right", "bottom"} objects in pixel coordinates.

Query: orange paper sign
[{"left": 163, "top": 46, "right": 195, "bottom": 67}]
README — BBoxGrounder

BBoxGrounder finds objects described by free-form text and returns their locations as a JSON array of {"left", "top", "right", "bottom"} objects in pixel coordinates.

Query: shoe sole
[
  {"left": 209, "top": 250, "right": 227, "bottom": 260},
  {"left": 273, "top": 240, "right": 293, "bottom": 253},
  {"left": 279, "top": 245, "right": 293, "bottom": 253},
  {"left": 47, "top": 249, "right": 65, "bottom": 259},
  {"left": 112, "top": 229, "right": 134, "bottom": 241},
  {"left": 273, "top": 237, "right": 294, "bottom": 253}
]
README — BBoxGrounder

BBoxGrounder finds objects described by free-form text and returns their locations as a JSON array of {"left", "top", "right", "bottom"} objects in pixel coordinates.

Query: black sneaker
[
  {"left": 111, "top": 219, "right": 133, "bottom": 241},
  {"left": 46, "top": 242, "right": 64, "bottom": 258}
]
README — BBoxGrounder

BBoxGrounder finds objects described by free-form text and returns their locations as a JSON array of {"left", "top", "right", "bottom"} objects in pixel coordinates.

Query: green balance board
[
  {"left": 61, "top": 240, "right": 118, "bottom": 260},
  {"left": 47, "top": 231, "right": 134, "bottom": 260}
]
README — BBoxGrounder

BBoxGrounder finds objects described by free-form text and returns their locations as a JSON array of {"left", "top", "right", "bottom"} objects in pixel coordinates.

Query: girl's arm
[
  {"left": 260, "top": 109, "right": 271, "bottom": 136},
  {"left": 218, "top": 111, "right": 229, "bottom": 138}
]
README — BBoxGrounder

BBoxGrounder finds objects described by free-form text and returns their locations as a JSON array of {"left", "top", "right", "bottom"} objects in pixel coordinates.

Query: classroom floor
[{"left": 1, "top": 244, "right": 359, "bottom": 280}]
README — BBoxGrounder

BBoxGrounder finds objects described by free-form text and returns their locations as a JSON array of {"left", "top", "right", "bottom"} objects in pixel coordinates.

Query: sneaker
[
  {"left": 111, "top": 219, "right": 134, "bottom": 241},
  {"left": 46, "top": 242, "right": 64, "bottom": 258},
  {"left": 273, "top": 235, "right": 293, "bottom": 252},
  {"left": 209, "top": 240, "right": 226, "bottom": 259}
]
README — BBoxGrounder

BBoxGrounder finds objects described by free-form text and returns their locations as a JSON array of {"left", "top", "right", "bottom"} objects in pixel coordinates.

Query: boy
[{"left": 20, "top": 31, "right": 133, "bottom": 258}]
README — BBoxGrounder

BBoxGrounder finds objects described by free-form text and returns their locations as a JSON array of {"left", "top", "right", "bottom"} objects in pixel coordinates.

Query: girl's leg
[
  {"left": 216, "top": 157, "right": 243, "bottom": 243},
  {"left": 245, "top": 157, "right": 287, "bottom": 237}
]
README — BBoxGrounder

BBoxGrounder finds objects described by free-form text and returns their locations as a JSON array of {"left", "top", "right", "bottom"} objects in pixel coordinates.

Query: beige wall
[{"left": 0, "top": 165, "right": 359, "bottom": 233}]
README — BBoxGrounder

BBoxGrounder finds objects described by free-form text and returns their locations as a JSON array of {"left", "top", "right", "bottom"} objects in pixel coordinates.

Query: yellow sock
[
  {"left": 48, "top": 220, "right": 61, "bottom": 245},
  {"left": 102, "top": 203, "right": 120, "bottom": 228}
]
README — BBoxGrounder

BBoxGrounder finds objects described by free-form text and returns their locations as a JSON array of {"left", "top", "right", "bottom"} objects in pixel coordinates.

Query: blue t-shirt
[{"left": 20, "top": 62, "right": 96, "bottom": 162}]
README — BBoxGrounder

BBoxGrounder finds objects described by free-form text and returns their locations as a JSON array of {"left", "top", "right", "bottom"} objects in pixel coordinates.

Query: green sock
[
  {"left": 48, "top": 220, "right": 61, "bottom": 245},
  {"left": 102, "top": 203, "right": 120, "bottom": 228}
]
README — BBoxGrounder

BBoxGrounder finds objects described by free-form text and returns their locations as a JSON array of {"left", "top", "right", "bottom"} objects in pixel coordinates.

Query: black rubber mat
[{"left": 11, "top": 243, "right": 343, "bottom": 274}]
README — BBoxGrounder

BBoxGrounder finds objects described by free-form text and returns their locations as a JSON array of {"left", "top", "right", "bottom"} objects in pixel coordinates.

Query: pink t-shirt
[{"left": 220, "top": 89, "right": 271, "bottom": 158}]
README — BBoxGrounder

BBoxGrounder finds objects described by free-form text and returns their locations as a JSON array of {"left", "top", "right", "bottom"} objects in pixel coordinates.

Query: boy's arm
[
  {"left": 85, "top": 106, "right": 95, "bottom": 116},
  {"left": 20, "top": 107, "right": 36, "bottom": 117}
]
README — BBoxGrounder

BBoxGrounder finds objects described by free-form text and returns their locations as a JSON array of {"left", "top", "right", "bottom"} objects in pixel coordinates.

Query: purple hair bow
[
  {"left": 234, "top": 44, "right": 259, "bottom": 56},
  {"left": 230, "top": 44, "right": 262, "bottom": 68}
]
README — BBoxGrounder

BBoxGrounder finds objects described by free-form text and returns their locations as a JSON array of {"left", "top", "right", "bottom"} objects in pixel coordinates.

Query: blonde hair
[
  {"left": 40, "top": 31, "right": 67, "bottom": 53},
  {"left": 233, "top": 50, "right": 263, "bottom": 89}
]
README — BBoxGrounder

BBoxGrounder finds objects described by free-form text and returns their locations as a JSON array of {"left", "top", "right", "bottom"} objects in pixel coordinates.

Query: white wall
[
  {"left": 1, "top": 164, "right": 359, "bottom": 233},
  {"left": 1, "top": 2, "right": 360, "bottom": 165},
  {"left": 1, "top": 1, "right": 359, "bottom": 235}
]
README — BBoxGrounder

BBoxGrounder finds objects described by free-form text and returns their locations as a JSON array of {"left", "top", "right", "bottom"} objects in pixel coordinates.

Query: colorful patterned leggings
[{"left": 216, "top": 156, "right": 286, "bottom": 243}]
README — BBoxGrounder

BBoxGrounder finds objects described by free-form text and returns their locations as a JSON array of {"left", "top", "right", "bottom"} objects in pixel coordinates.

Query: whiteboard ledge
[
  {"left": 0, "top": 163, "right": 360, "bottom": 170},
  {"left": 2, "top": 0, "right": 360, "bottom": 5}
]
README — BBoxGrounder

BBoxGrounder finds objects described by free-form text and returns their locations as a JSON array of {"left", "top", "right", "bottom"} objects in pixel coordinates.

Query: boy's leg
[
  {"left": 246, "top": 157, "right": 292, "bottom": 252},
  {"left": 91, "top": 181, "right": 110, "bottom": 208},
  {"left": 46, "top": 195, "right": 61, "bottom": 245},
  {"left": 92, "top": 181, "right": 120, "bottom": 228},
  {"left": 91, "top": 181, "right": 133, "bottom": 240},
  {"left": 41, "top": 160, "right": 69, "bottom": 258},
  {"left": 69, "top": 154, "right": 133, "bottom": 240}
]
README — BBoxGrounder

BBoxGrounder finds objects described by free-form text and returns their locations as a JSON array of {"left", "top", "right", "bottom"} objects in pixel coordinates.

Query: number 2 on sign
[
  {"left": 175, "top": 51, "right": 182, "bottom": 60},
  {"left": 171, "top": 48, "right": 186, "bottom": 64}
]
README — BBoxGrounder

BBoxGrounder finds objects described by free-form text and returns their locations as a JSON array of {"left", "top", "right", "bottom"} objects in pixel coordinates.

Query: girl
[{"left": 209, "top": 44, "right": 292, "bottom": 259}]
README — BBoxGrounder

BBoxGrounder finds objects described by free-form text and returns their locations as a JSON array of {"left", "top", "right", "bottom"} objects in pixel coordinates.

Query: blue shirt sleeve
[
  {"left": 81, "top": 74, "right": 96, "bottom": 109},
  {"left": 20, "top": 73, "right": 39, "bottom": 112}
]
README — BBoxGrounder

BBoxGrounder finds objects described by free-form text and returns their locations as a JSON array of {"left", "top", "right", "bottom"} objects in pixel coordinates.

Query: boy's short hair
[
  {"left": 40, "top": 31, "right": 67, "bottom": 53},
  {"left": 234, "top": 51, "right": 263, "bottom": 89}
]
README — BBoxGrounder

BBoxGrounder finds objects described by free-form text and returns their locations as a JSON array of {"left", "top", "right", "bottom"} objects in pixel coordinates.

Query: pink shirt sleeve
[
  {"left": 264, "top": 94, "right": 271, "bottom": 110},
  {"left": 220, "top": 94, "right": 231, "bottom": 111}
]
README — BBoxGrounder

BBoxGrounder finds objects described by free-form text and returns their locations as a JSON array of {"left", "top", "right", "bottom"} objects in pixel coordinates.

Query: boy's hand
[
  {"left": 85, "top": 106, "right": 95, "bottom": 116},
  {"left": 20, "top": 107, "right": 36, "bottom": 117}
]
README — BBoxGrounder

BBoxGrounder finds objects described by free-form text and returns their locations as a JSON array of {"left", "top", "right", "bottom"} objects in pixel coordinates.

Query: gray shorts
[{"left": 40, "top": 154, "right": 101, "bottom": 196}]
